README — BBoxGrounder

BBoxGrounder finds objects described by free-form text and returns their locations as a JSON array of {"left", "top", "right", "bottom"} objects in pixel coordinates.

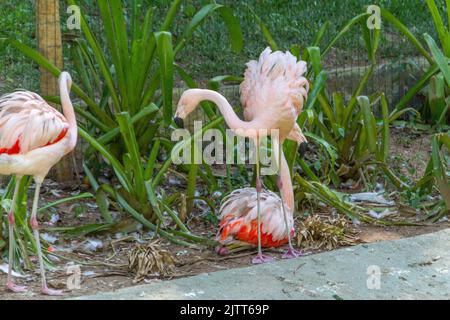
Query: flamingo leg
[
  {"left": 276, "top": 140, "right": 302, "bottom": 259},
  {"left": 30, "top": 180, "right": 63, "bottom": 296},
  {"left": 6, "top": 176, "right": 27, "bottom": 293},
  {"left": 252, "top": 136, "right": 273, "bottom": 264}
]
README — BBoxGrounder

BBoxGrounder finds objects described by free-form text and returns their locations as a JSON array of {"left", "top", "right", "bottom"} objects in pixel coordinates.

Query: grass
[
  {"left": 0, "top": 1, "right": 38, "bottom": 92},
  {"left": 175, "top": 0, "right": 439, "bottom": 79},
  {"left": 0, "top": 0, "right": 441, "bottom": 93}
]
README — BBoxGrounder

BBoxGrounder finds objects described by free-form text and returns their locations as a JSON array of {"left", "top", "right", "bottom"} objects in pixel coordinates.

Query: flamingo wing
[
  {"left": 0, "top": 91, "right": 69, "bottom": 155},
  {"left": 240, "top": 47, "right": 309, "bottom": 121}
]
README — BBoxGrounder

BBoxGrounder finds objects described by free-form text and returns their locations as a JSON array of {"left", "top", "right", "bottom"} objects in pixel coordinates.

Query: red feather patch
[
  {"left": 0, "top": 139, "right": 21, "bottom": 155},
  {"left": 219, "top": 215, "right": 292, "bottom": 248},
  {"left": 0, "top": 128, "right": 68, "bottom": 155},
  {"left": 46, "top": 127, "right": 68, "bottom": 146}
]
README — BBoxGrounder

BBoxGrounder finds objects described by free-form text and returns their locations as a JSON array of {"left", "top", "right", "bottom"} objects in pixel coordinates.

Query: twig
[
  {"left": 90, "top": 271, "right": 130, "bottom": 278},
  {"left": 46, "top": 251, "right": 127, "bottom": 269},
  {"left": 106, "top": 236, "right": 135, "bottom": 261}
]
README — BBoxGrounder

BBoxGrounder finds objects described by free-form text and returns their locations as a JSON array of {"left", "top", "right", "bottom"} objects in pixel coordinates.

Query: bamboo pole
[{"left": 37, "top": 0, "right": 75, "bottom": 182}]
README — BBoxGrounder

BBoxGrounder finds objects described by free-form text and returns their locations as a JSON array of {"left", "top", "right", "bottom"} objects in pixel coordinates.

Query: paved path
[{"left": 75, "top": 229, "right": 450, "bottom": 300}]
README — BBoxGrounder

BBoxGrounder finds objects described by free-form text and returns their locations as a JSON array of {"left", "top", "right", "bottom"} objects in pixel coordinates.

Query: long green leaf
[
  {"left": 67, "top": 0, "right": 121, "bottom": 115},
  {"left": 155, "top": 31, "right": 174, "bottom": 125},
  {"left": 304, "top": 71, "right": 327, "bottom": 110},
  {"left": 1, "top": 37, "right": 115, "bottom": 127},
  {"left": 344, "top": 64, "right": 374, "bottom": 127},
  {"left": 248, "top": 8, "right": 279, "bottom": 50},
  {"left": 160, "top": 0, "right": 182, "bottom": 31},
  {"left": 380, "top": 8, "right": 433, "bottom": 63},
  {"left": 313, "top": 21, "right": 330, "bottom": 47},
  {"left": 424, "top": 33, "right": 450, "bottom": 86},
  {"left": 431, "top": 135, "right": 450, "bottom": 210},
  {"left": 117, "top": 112, "right": 146, "bottom": 203},
  {"left": 153, "top": 116, "right": 225, "bottom": 188},
  {"left": 78, "top": 128, "right": 132, "bottom": 193},
  {"left": 391, "top": 64, "right": 440, "bottom": 116},
  {"left": 322, "top": 13, "right": 369, "bottom": 57},
  {"left": 38, "top": 193, "right": 94, "bottom": 213},
  {"left": 426, "top": 0, "right": 450, "bottom": 56},
  {"left": 218, "top": 6, "right": 244, "bottom": 53},
  {"left": 379, "top": 94, "right": 390, "bottom": 162},
  {"left": 358, "top": 96, "right": 377, "bottom": 154}
]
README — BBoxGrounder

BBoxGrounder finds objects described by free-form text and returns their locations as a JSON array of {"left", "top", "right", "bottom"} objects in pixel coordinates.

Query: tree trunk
[{"left": 37, "top": 0, "right": 75, "bottom": 182}]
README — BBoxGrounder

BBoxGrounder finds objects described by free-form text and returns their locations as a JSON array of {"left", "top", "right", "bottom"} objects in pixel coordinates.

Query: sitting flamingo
[
  {"left": 0, "top": 72, "right": 77, "bottom": 295},
  {"left": 174, "top": 48, "right": 309, "bottom": 263}
]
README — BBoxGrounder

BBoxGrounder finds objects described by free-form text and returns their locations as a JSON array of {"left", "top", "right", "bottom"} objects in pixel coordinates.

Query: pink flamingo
[
  {"left": 174, "top": 48, "right": 309, "bottom": 263},
  {"left": 0, "top": 72, "right": 77, "bottom": 295}
]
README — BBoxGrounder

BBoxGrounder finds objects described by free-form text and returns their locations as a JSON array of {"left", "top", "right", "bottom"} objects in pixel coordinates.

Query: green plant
[
  {"left": 410, "top": 132, "right": 450, "bottom": 221},
  {"left": 299, "top": 15, "right": 419, "bottom": 189},
  {"left": 249, "top": 9, "right": 381, "bottom": 180},
  {"left": 0, "top": 177, "right": 33, "bottom": 272},
  {"left": 258, "top": 11, "right": 409, "bottom": 188},
  {"left": 1, "top": 0, "right": 243, "bottom": 246},
  {"left": 425, "top": 73, "right": 449, "bottom": 124},
  {"left": 0, "top": 176, "right": 94, "bottom": 272},
  {"left": 247, "top": 9, "right": 427, "bottom": 227},
  {"left": 382, "top": 0, "right": 450, "bottom": 126}
]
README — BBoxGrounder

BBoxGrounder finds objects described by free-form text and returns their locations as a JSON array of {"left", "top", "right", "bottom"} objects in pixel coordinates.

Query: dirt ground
[
  {"left": 0, "top": 128, "right": 448, "bottom": 300},
  {"left": 1, "top": 221, "right": 448, "bottom": 300}
]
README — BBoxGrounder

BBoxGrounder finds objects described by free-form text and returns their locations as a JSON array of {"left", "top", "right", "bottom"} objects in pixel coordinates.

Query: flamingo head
[
  {"left": 59, "top": 72, "right": 73, "bottom": 91},
  {"left": 173, "top": 89, "right": 201, "bottom": 128}
]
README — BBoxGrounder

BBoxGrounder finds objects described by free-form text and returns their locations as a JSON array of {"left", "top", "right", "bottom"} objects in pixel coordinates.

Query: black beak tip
[
  {"left": 174, "top": 117, "right": 184, "bottom": 128},
  {"left": 298, "top": 142, "right": 308, "bottom": 158}
]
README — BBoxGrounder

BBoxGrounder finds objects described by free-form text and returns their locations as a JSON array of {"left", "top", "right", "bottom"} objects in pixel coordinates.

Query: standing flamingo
[
  {"left": 0, "top": 72, "right": 77, "bottom": 295},
  {"left": 174, "top": 48, "right": 309, "bottom": 263}
]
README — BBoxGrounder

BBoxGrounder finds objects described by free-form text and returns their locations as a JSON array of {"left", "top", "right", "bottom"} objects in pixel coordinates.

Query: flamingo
[
  {"left": 0, "top": 72, "right": 77, "bottom": 295},
  {"left": 174, "top": 48, "right": 309, "bottom": 263}
]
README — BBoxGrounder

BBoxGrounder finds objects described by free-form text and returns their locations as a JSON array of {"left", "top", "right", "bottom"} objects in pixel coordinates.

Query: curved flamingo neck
[
  {"left": 190, "top": 89, "right": 295, "bottom": 214},
  {"left": 59, "top": 73, "right": 77, "bottom": 150},
  {"left": 189, "top": 89, "right": 294, "bottom": 214}
]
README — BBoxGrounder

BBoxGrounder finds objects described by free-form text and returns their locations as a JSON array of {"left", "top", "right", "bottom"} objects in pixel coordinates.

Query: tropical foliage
[
  {"left": 382, "top": 0, "right": 450, "bottom": 126},
  {"left": 0, "top": 1, "right": 448, "bottom": 263},
  {"left": 1, "top": 0, "right": 243, "bottom": 247}
]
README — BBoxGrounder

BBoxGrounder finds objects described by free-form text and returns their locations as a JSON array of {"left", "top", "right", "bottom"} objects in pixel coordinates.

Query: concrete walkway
[{"left": 76, "top": 229, "right": 450, "bottom": 300}]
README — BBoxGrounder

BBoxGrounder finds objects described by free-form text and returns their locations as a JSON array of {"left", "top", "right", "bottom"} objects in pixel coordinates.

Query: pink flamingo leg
[
  {"left": 30, "top": 181, "right": 63, "bottom": 296},
  {"left": 252, "top": 139, "right": 273, "bottom": 264},
  {"left": 278, "top": 177, "right": 302, "bottom": 259},
  {"left": 252, "top": 177, "right": 273, "bottom": 264},
  {"left": 275, "top": 139, "right": 302, "bottom": 259},
  {"left": 6, "top": 177, "right": 28, "bottom": 293}
]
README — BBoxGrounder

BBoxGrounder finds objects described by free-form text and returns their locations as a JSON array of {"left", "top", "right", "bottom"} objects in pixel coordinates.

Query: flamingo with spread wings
[
  {"left": 174, "top": 48, "right": 309, "bottom": 263},
  {"left": 0, "top": 72, "right": 77, "bottom": 295}
]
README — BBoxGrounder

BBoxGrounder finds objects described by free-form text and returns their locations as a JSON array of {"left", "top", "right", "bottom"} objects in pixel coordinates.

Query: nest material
[
  {"left": 128, "top": 240, "right": 177, "bottom": 283},
  {"left": 296, "top": 215, "right": 360, "bottom": 250}
]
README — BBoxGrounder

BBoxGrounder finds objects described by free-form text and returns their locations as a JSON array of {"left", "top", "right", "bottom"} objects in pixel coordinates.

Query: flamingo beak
[{"left": 174, "top": 116, "right": 184, "bottom": 128}]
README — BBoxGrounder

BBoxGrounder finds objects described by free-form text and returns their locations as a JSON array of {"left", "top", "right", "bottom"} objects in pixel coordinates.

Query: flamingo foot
[
  {"left": 42, "top": 285, "right": 63, "bottom": 296},
  {"left": 252, "top": 253, "right": 274, "bottom": 264},
  {"left": 6, "top": 281, "right": 27, "bottom": 293},
  {"left": 282, "top": 247, "right": 303, "bottom": 259},
  {"left": 215, "top": 246, "right": 229, "bottom": 256}
]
